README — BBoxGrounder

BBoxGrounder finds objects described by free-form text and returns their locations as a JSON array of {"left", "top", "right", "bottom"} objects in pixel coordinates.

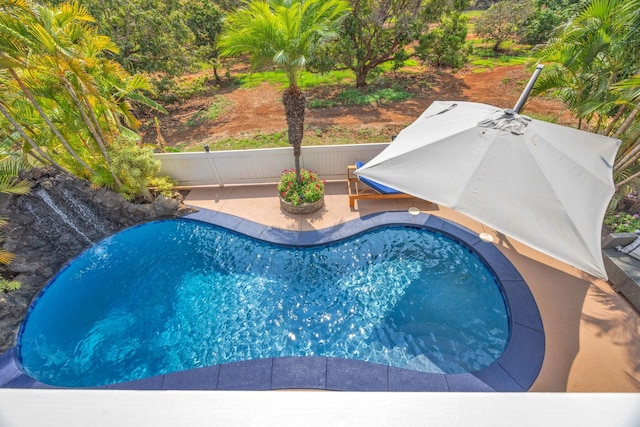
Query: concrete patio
[{"left": 185, "top": 181, "right": 640, "bottom": 392}]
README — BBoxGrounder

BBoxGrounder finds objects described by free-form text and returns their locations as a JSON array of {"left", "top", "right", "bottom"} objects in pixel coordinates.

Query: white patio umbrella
[{"left": 355, "top": 100, "right": 621, "bottom": 279}]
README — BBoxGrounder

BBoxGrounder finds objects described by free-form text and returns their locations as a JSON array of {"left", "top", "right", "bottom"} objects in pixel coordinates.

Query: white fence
[{"left": 153, "top": 143, "right": 389, "bottom": 187}]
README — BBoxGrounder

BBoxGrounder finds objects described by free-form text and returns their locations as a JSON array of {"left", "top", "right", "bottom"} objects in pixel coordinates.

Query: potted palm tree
[{"left": 219, "top": 0, "right": 349, "bottom": 214}]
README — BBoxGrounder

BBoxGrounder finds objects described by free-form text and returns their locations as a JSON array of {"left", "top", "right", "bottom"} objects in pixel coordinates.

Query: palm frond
[
  {"left": 0, "top": 249, "right": 15, "bottom": 265},
  {"left": 0, "top": 155, "right": 30, "bottom": 194}
]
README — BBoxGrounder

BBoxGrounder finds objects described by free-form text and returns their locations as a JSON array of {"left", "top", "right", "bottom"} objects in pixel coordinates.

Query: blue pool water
[{"left": 18, "top": 219, "right": 509, "bottom": 387}]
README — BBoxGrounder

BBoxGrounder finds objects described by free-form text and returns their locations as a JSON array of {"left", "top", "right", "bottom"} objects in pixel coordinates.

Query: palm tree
[
  {"left": 0, "top": 0, "right": 100, "bottom": 176},
  {"left": 219, "top": 0, "right": 349, "bottom": 183},
  {"left": 0, "top": 0, "right": 166, "bottom": 192},
  {"left": 531, "top": 0, "right": 640, "bottom": 199},
  {"left": 532, "top": 0, "right": 629, "bottom": 128}
]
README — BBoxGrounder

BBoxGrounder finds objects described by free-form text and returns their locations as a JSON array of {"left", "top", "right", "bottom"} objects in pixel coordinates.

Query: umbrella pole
[{"left": 513, "top": 64, "right": 544, "bottom": 113}]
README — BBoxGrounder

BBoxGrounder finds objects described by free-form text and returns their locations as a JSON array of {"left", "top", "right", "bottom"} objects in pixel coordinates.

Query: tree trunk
[
  {"left": 60, "top": 77, "right": 123, "bottom": 188},
  {"left": 603, "top": 105, "right": 626, "bottom": 136},
  {"left": 355, "top": 69, "right": 368, "bottom": 88},
  {"left": 282, "top": 85, "right": 306, "bottom": 183},
  {"left": 213, "top": 66, "right": 221, "bottom": 83},
  {"left": 616, "top": 167, "right": 640, "bottom": 190},
  {"left": 8, "top": 68, "right": 96, "bottom": 175},
  {"left": 615, "top": 135, "right": 640, "bottom": 172},
  {"left": 613, "top": 105, "right": 640, "bottom": 139}
]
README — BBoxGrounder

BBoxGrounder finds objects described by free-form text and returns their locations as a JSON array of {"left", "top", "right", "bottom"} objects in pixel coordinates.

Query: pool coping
[{"left": 0, "top": 209, "right": 545, "bottom": 392}]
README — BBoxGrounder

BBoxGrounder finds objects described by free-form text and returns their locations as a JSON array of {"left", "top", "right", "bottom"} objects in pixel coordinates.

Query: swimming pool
[{"left": 11, "top": 210, "right": 544, "bottom": 391}]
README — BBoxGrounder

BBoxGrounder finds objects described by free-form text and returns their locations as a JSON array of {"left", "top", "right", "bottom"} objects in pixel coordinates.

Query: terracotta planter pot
[{"left": 279, "top": 196, "right": 324, "bottom": 215}]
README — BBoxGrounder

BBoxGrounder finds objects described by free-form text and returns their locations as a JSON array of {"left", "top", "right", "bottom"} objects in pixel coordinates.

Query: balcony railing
[{"left": 152, "top": 143, "right": 389, "bottom": 187}]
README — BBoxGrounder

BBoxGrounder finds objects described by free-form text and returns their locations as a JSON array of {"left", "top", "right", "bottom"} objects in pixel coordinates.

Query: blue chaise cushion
[{"left": 355, "top": 162, "right": 402, "bottom": 195}]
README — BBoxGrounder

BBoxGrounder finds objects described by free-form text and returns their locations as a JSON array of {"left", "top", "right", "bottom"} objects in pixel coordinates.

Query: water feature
[
  {"left": 35, "top": 189, "right": 93, "bottom": 244},
  {"left": 60, "top": 188, "right": 110, "bottom": 236}
]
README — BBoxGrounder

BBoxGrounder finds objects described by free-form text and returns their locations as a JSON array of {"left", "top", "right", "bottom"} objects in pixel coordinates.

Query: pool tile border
[{"left": 0, "top": 209, "right": 545, "bottom": 392}]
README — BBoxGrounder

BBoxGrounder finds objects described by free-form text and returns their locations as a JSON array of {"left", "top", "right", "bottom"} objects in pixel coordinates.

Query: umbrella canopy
[{"left": 356, "top": 101, "right": 621, "bottom": 279}]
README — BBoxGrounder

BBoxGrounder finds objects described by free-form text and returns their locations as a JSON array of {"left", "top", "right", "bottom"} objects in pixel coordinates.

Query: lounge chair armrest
[{"left": 602, "top": 232, "right": 638, "bottom": 249}]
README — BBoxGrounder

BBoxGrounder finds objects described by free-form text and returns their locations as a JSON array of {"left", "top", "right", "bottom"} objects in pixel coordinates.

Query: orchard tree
[
  {"left": 212, "top": 0, "right": 243, "bottom": 11},
  {"left": 416, "top": 9, "right": 472, "bottom": 69},
  {"left": 185, "top": 0, "right": 225, "bottom": 82},
  {"left": 475, "top": 0, "right": 536, "bottom": 52},
  {"left": 315, "top": 0, "right": 465, "bottom": 87},
  {"left": 45, "top": 0, "right": 194, "bottom": 77},
  {"left": 518, "top": 0, "right": 582, "bottom": 45}
]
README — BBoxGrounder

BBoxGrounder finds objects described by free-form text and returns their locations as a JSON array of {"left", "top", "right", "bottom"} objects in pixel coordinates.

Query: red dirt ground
[{"left": 146, "top": 65, "right": 574, "bottom": 148}]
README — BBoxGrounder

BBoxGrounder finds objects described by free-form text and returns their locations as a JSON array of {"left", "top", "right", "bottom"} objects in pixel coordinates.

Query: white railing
[{"left": 152, "top": 143, "right": 389, "bottom": 187}]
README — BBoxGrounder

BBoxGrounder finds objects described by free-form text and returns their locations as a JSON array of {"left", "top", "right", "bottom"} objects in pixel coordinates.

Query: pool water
[{"left": 18, "top": 219, "right": 509, "bottom": 387}]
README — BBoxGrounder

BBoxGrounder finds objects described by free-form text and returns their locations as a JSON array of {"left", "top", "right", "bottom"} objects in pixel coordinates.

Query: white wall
[
  {"left": 2, "top": 390, "right": 640, "bottom": 427},
  {"left": 152, "top": 143, "right": 389, "bottom": 187}
]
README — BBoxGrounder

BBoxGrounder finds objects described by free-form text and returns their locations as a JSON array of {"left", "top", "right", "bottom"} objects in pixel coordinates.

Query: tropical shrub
[
  {"left": 0, "top": 279, "right": 20, "bottom": 293},
  {"left": 148, "top": 176, "right": 177, "bottom": 198},
  {"left": 604, "top": 212, "right": 640, "bottom": 233},
  {"left": 105, "top": 140, "right": 172, "bottom": 201},
  {"left": 278, "top": 169, "right": 325, "bottom": 206}
]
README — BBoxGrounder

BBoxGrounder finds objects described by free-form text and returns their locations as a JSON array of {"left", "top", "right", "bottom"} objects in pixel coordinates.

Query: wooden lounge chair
[{"left": 347, "top": 162, "right": 416, "bottom": 208}]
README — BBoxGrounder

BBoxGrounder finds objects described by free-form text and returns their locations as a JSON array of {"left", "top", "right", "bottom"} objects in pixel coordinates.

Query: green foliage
[
  {"left": 0, "top": 156, "right": 31, "bottom": 196},
  {"left": 308, "top": 99, "right": 337, "bottom": 108},
  {"left": 335, "top": 87, "right": 412, "bottom": 106},
  {"left": 316, "top": 0, "right": 468, "bottom": 87},
  {"left": 155, "top": 74, "right": 221, "bottom": 104},
  {"left": 0, "top": 278, "right": 20, "bottom": 293},
  {"left": 219, "top": 0, "right": 351, "bottom": 176},
  {"left": 203, "top": 96, "right": 233, "bottom": 121},
  {"left": 185, "top": 96, "right": 233, "bottom": 127},
  {"left": 470, "top": 55, "right": 530, "bottom": 70},
  {"left": 519, "top": 0, "right": 583, "bottom": 45},
  {"left": 236, "top": 71, "right": 291, "bottom": 89},
  {"left": 45, "top": 0, "right": 227, "bottom": 87},
  {"left": 184, "top": 0, "right": 224, "bottom": 63},
  {"left": 604, "top": 212, "right": 640, "bottom": 233},
  {"left": 277, "top": 168, "right": 325, "bottom": 205},
  {"left": 529, "top": 0, "right": 640, "bottom": 196},
  {"left": 474, "top": 0, "right": 537, "bottom": 52},
  {"left": 72, "top": 0, "right": 195, "bottom": 77},
  {"left": 90, "top": 167, "right": 118, "bottom": 190},
  {"left": 108, "top": 140, "right": 162, "bottom": 201},
  {"left": 532, "top": 0, "right": 640, "bottom": 127},
  {"left": 417, "top": 11, "right": 472, "bottom": 69},
  {"left": 461, "top": 10, "right": 484, "bottom": 19},
  {"left": 523, "top": 111, "right": 560, "bottom": 123},
  {"left": 212, "top": 0, "right": 243, "bottom": 11},
  {"left": 190, "top": 123, "right": 402, "bottom": 152},
  {"left": 236, "top": 69, "right": 354, "bottom": 89},
  {"left": 148, "top": 176, "right": 176, "bottom": 198},
  {"left": 211, "top": 132, "right": 289, "bottom": 150},
  {"left": 219, "top": 0, "right": 351, "bottom": 89},
  {"left": 1, "top": 1, "right": 166, "bottom": 196},
  {"left": 0, "top": 154, "right": 26, "bottom": 267}
]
